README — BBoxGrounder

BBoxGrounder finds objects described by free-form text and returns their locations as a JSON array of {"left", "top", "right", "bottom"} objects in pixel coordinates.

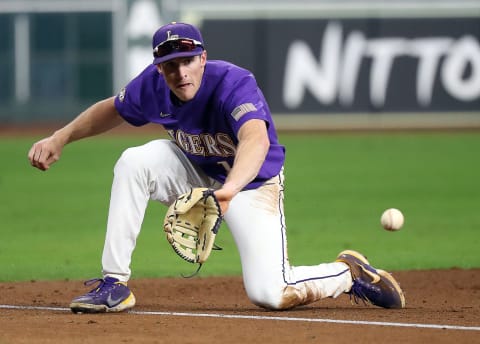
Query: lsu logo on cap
[{"left": 166, "top": 30, "right": 180, "bottom": 41}]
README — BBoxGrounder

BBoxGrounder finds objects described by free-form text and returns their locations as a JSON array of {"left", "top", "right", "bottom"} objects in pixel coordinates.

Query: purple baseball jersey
[{"left": 114, "top": 60, "right": 285, "bottom": 190}]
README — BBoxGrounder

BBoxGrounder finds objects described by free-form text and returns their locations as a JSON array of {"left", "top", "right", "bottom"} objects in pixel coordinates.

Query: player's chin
[{"left": 175, "top": 85, "right": 196, "bottom": 101}]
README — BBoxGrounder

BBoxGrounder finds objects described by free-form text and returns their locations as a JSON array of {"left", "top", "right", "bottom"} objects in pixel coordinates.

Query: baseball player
[{"left": 28, "top": 22, "right": 405, "bottom": 313}]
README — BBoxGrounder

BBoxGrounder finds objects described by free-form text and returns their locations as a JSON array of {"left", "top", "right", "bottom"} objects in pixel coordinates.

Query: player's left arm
[{"left": 214, "top": 119, "right": 269, "bottom": 214}]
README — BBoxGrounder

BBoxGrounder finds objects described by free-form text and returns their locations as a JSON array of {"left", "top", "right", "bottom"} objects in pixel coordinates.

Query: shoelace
[
  {"left": 348, "top": 279, "right": 381, "bottom": 306},
  {"left": 83, "top": 278, "right": 117, "bottom": 296},
  {"left": 349, "top": 282, "right": 370, "bottom": 306}
]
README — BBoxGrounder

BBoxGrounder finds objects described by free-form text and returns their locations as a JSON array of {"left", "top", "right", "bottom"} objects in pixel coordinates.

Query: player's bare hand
[
  {"left": 214, "top": 188, "right": 236, "bottom": 215},
  {"left": 28, "top": 135, "right": 64, "bottom": 171}
]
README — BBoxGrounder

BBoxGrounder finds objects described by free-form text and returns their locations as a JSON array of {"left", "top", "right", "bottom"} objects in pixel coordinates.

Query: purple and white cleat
[
  {"left": 70, "top": 277, "right": 135, "bottom": 313},
  {"left": 336, "top": 250, "right": 406, "bottom": 309}
]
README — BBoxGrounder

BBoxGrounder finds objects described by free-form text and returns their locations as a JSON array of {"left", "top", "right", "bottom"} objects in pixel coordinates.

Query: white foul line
[{"left": 1, "top": 304, "right": 479, "bottom": 332}]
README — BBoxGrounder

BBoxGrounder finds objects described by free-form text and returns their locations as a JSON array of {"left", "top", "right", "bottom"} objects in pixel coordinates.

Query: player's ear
[
  {"left": 156, "top": 64, "right": 163, "bottom": 74},
  {"left": 200, "top": 50, "right": 207, "bottom": 66}
]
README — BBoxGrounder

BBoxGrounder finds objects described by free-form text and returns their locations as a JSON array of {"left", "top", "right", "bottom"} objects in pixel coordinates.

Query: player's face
[{"left": 157, "top": 51, "right": 207, "bottom": 102}]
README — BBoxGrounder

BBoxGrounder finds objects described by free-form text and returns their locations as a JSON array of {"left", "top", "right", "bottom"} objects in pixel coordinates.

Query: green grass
[{"left": 1, "top": 132, "right": 479, "bottom": 282}]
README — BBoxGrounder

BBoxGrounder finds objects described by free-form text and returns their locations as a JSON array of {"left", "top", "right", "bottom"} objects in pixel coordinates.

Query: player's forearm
[
  {"left": 223, "top": 120, "right": 269, "bottom": 195},
  {"left": 53, "top": 97, "right": 124, "bottom": 146}
]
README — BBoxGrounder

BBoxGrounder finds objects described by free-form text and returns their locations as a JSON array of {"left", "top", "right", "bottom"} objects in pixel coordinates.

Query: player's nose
[{"left": 177, "top": 66, "right": 188, "bottom": 78}]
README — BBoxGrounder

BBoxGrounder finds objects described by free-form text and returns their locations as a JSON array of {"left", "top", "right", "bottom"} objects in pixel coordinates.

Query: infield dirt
[{"left": 0, "top": 268, "right": 479, "bottom": 343}]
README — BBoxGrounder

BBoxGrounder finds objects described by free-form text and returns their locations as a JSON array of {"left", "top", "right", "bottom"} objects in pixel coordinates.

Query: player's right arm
[{"left": 28, "top": 96, "right": 124, "bottom": 171}]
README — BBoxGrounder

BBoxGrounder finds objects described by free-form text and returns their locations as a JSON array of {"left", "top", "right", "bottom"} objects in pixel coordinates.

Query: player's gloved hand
[{"left": 163, "top": 188, "right": 223, "bottom": 271}]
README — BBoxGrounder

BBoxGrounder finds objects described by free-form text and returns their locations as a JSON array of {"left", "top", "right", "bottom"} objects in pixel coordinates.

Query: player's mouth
[
  {"left": 177, "top": 82, "right": 193, "bottom": 90},
  {"left": 174, "top": 82, "right": 197, "bottom": 101}
]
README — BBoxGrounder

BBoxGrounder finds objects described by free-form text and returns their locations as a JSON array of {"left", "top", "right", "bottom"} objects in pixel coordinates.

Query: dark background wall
[
  {"left": 202, "top": 17, "right": 480, "bottom": 114},
  {"left": 0, "top": 9, "right": 478, "bottom": 124}
]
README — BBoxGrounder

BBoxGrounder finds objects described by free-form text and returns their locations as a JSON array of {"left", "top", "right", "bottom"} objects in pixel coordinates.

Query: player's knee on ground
[
  {"left": 246, "top": 282, "right": 320, "bottom": 310},
  {"left": 245, "top": 284, "right": 292, "bottom": 310}
]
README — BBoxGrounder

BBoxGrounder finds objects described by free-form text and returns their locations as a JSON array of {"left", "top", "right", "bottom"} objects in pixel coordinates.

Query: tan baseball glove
[{"left": 163, "top": 188, "right": 223, "bottom": 269}]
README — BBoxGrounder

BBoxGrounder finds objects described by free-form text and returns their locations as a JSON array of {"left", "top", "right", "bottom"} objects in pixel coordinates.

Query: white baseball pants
[{"left": 102, "top": 139, "right": 352, "bottom": 309}]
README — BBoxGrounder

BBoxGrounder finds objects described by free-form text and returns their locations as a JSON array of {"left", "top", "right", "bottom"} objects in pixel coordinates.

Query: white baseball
[{"left": 381, "top": 208, "right": 404, "bottom": 231}]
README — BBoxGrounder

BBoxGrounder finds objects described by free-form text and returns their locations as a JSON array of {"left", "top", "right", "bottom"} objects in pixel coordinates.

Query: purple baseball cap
[{"left": 152, "top": 22, "right": 205, "bottom": 65}]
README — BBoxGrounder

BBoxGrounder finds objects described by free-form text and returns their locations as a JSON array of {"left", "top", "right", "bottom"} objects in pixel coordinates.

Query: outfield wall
[{"left": 0, "top": 0, "right": 479, "bottom": 129}]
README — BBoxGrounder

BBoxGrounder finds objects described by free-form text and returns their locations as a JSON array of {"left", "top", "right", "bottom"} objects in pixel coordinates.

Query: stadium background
[
  {"left": 1, "top": 0, "right": 479, "bottom": 277},
  {"left": 1, "top": 0, "right": 480, "bottom": 285},
  {"left": 0, "top": 0, "right": 479, "bottom": 128}
]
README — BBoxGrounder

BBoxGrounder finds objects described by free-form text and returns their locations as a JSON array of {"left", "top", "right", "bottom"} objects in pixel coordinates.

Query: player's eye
[{"left": 182, "top": 57, "right": 195, "bottom": 65}]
